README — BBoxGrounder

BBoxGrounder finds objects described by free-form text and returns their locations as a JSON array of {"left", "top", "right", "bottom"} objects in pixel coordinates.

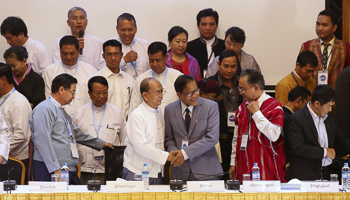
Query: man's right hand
[
  {"left": 326, "top": 148, "right": 336, "bottom": 159},
  {"left": 123, "top": 51, "right": 138, "bottom": 63},
  {"left": 54, "top": 169, "right": 62, "bottom": 181},
  {"left": 167, "top": 151, "right": 177, "bottom": 161},
  {"left": 78, "top": 38, "right": 85, "bottom": 51},
  {"left": 0, "top": 155, "right": 3, "bottom": 164},
  {"left": 229, "top": 166, "right": 236, "bottom": 180}
]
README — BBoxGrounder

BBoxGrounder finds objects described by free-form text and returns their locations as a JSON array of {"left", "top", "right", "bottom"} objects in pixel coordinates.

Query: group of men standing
[{"left": 0, "top": 6, "right": 350, "bottom": 186}]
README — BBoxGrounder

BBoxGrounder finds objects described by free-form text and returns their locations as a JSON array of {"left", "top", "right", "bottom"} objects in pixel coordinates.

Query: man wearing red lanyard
[
  {"left": 229, "top": 69, "right": 286, "bottom": 183},
  {"left": 275, "top": 51, "right": 318, "bottom": 106}
]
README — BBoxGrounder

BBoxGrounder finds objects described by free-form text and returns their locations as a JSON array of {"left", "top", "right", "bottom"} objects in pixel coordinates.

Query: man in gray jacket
[{"left": 30, "top": 73, "right": 113, "bottom": 184}]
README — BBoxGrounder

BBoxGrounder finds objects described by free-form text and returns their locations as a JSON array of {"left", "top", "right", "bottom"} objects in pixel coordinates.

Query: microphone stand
[
  {"left": 4, "top": 167, "right": 16, "bottom": 193},
  {"left": 87, "top": 156, "right": 103, "bottom": 192}
]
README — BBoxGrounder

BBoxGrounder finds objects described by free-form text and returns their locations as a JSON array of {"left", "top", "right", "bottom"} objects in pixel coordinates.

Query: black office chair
[{"left": 0, "top": 156, "right": 25, "bottom": 185}]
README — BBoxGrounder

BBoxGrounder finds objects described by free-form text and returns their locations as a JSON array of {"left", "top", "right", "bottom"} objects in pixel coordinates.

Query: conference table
[{"left": 1, "top": 185, "right": 349, "bottom": 200}]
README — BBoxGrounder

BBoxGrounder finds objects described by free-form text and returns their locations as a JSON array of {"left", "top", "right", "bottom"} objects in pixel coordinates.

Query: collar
[
  {"left": 22, "top": 37, "right": 30, "bottom": 47},
  {"left": 13, "top": 63, "right": 31, "bottom": 85},
  {"left": 320, "top": 37, "right": 335, "bottom": 46},
  {"left": 142, "top": 101, "right": 158, "bottom": 113},
  {"left": 181, "top": 101, "right": 194, "bottom": 115},
  {"left": 62, "top": 61, "right": 78, "bottom": 69},
  {"left": 292, "top": 70, "right": 307, "bottom": 83},
  {"left": 50, "top": 95, "right": 63, "bottom": 108},
  {"left": 104, "top": 66, "right": 123, "bottom": 78},
  {"left": 307, "top": 102, "right": 328, "bottom": 121},
  {"left": 92, "top": 104, "right": 106, "bottom": 111},
  {"left": 199, "top": 35, "right": 218, "bottom": 47},
  {"left": 283, "top": 105, "right": 294, "bottom": 114},
  {"left": 245, "top": 92, "right": 270, "bottom": 108},
  {"left": 1, "top": 87, "right": 15, "bottom": 98},
  {"left": 152, "top": 67, "right": 167, "bottom": 76}
]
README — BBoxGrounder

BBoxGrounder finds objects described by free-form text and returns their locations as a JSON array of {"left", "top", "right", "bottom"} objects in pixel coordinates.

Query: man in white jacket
[{"left": 123, "top": 78, "right": 175, "bottom": 184}]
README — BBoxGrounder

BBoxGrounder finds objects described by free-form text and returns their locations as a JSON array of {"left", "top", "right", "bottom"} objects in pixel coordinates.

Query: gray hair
[{"left": 68, "top": 7, "right": 87, "bottom": 19}]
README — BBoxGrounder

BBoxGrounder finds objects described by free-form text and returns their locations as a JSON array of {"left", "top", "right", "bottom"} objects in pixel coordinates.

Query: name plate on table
[
  {"left": 301, "top": 181, "right": 338, "bottom": 192},
  {"left": 28, "top": 181, "right": 67, "bottom": 192},
  {"left": 106, "top": 181, "right": 144, "bottom": 192},
  {"left": 0, "top": 182, "right": 3, "bottom": 193},
  {"left": 243, "top": 181, "right": 281, "bottom": 193},
  {"left": 187, "top": 180, "right": 225, "bottom": 192}
]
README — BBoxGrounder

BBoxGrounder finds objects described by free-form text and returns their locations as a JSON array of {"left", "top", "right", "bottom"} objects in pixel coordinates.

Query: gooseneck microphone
[
  {"left": 79, "top": 30, "right": 84, "bottom": 55},
  {"left": 87, "top": 156, "right": 103, "bottom": 192}
]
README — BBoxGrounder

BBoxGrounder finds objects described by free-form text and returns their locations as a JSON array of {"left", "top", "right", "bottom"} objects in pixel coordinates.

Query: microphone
[
  {"left": 169, "top": 171, "right": 240, "bottom": 191},
  {"left": 4, "top": 167, "right": 16, "bottom": 193},
  {"left": 87, "top": 156, "right": 103, "bottom": 192},
  {"left": 79, "top": 30, "right": 84, "bottom": 55}
]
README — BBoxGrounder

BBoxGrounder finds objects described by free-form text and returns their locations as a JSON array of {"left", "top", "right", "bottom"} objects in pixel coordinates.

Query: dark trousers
[
  {"left": 219, "top": 133, "right": 233, "bottom": 180},
  {"left": 32, "top": 160, "right": 81, "bottom": 185}
]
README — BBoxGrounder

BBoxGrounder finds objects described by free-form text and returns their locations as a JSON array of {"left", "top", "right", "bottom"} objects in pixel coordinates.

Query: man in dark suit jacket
[
  {"left": 186, "top": 8, "right": 225, "bottom": 77},
  {"left": 288, "top": 85, "right": 350, "bottom": 181},
  {"left": 164, "top": 75, "right": 223, "bottom": 181}
]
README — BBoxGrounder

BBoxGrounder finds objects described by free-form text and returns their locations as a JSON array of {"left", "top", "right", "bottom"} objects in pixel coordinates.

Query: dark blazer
[
  {"left": 288, "top": 105, "right": 350, "bottom": 181},
  {"left": 186, "top": 36, "right": 225, "bottom": 76},
  {"left": 164, "top": 97, "right": 223, "bottom": 181}
]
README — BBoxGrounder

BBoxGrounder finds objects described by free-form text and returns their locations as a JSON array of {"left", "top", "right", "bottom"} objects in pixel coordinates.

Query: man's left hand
[
  {"left": 0, "top": 155, "right": 3, "bottom": 164},
  {"left": 247, "top": 100, "right": 259, "bottom": 114},
  {"left": 104, "top": 142, "right": 114, "bottom": 149}
]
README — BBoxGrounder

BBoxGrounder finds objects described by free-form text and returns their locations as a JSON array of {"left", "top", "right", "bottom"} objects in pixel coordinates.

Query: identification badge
[
  {"left": 227, "top": 112, "right": 236, "bottom": 127},
  {"left": 240, "top": 132, "right": 249, "bottom": 151},
  {"left": 181, "top": 138, "right": 189, "bottom": 150},
  {"left": 318, "top": 71, "right": 328, "bottom": 85},
  {"left": 70, "top": 142, "right": 79, "bottom": 158},
  {"left": 93, "top": 150, "right": 104, "bottom": 159}
]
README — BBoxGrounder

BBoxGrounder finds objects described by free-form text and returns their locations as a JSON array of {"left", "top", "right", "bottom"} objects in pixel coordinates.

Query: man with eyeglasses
[
  {"left": 165, "top": 75, "right": 223, "bottom": 181},
  {"left": 43, "top": 36, "right": 97, "bottom": 119},
  {"left": 275, "top": 51, "right": 318, "bottom": 106},
  {"left": 73, "top": 76, "right": 126, "bottom": 184},
  {"left": 94, "top": 39, "right": 135, "bottom": 118},
  {"left": 229, "top": 69, "right": 286, "bottom": 183},
  {"left": 123, "top": 78, "right": 175, "bottom": 184},
  {"left": 30, "top": 73, "right": 114, "bottom": 183},
  {"left": 202, "top": 50, "right": 243, "bottom": 180},
  {"left": 129, "top": 42, "right": 182, "bottom": 115}
]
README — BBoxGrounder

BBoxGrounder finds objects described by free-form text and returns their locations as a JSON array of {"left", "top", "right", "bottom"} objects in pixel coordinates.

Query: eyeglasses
[
  {"left": 238, "top": 85, "right": 254, "bottom": 93},
  {"left": 65, "top": 88, "right": 76, "bottom": 96},
  {"left": 92, "top": 91, "right": 108, "bottom": 97},
  {"left": 183, "top": 88, "right": 200, "bottom": 97},
  {"left": 148, "top": 90, "right": 166, "bottom": 96},
  {"left": 225, "top": 41, "right": 242, "bottom": 48}
]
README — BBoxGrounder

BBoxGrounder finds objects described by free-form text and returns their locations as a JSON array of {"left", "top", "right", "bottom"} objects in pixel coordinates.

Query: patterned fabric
[
  {"left": 322, "top": 43, "right": 331, "bottom": 70},
  {"left": 300, "top": 38, "right": 350, "bottom": 88},
  {"left": 234, "top": 98, "right": 286, "bottom": 183}
]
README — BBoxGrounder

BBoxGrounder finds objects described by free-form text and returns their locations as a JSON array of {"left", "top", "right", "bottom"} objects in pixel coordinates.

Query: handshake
[{"left": 167, "top": 150, "right": 184, "bottom": 167}]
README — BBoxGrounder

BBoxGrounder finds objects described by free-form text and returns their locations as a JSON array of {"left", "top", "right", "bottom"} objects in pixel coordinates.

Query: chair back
[{"left": 0, "top": 156, "right": 25, "bottom": 185}]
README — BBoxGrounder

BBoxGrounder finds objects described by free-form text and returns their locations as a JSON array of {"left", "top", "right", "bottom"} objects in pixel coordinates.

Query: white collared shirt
[
  {"left": 0, "top": 89, "right": 32, "bottom": 160},
  {"left": 204, "top": 37, "right": 215, "bottom": 67},
  {"left": 123, "top": 102, "right": 168, "bottom": 178},
  {"left": 307, "top": 103, "right": 331, "bottom": 166},
  {"left": 53, "top": 34, "right": 105, "bottom": 70},
  {"left": 74, "top": 102, "right": 127, "bottom": 173},
  {"left": 23, "top": 37, "right": 52, "bottom": 75},
  {"left": 129, "top": 68, "right": 183, "bottom": 116},
  {"left": 111, "top": 37, "right": 150, "bottom": 78},
  {"left": 94, "top": 66, "right": 135, "bottom": 117},
  {"left": 0, "top": 112, "right": 9, "bottom": 164},
  {"left": 320, "top": 37, "right": 335, "bottom": 70},
  {"left": 42, "top": 61, "right": 97, "bottom": 118}
]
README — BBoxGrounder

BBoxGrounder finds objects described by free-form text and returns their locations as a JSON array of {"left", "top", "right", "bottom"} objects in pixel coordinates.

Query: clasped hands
[{"left": 167, "top": 150, "right": 185, "bottom": 167}]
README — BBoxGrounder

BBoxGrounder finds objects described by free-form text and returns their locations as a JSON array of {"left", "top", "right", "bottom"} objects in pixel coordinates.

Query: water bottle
[
  {"left": 252, "top": 163, "right": 260, "bottom": 181},
  {"left": 342, "top": 163, "right": 350, "bottom": 190},
  {"left": 61, "top": 163, "right": 69, "bottom": 189},
  {"left": 142, "top": 163, "right": 149, "bottom": 190}
]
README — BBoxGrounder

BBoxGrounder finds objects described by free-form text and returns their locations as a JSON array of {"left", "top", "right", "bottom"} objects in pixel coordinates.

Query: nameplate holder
[
  {"left": 187, "top": 180, "right": 225, "bottom": 192},
  {"left": 0, "top": 182, "right": 3, "bottom": 193},
  {"left": 106, "top": 181, "right": 144, "bottom": 192},
  {"left": 28, "top": 181, "right": 67, "bottom": 192},
  {"left": 301, "top": 181, "right": 338, "bottom": 192},
  {"left": 243, "top": 181, "right": 281, "bottom": 193}
]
